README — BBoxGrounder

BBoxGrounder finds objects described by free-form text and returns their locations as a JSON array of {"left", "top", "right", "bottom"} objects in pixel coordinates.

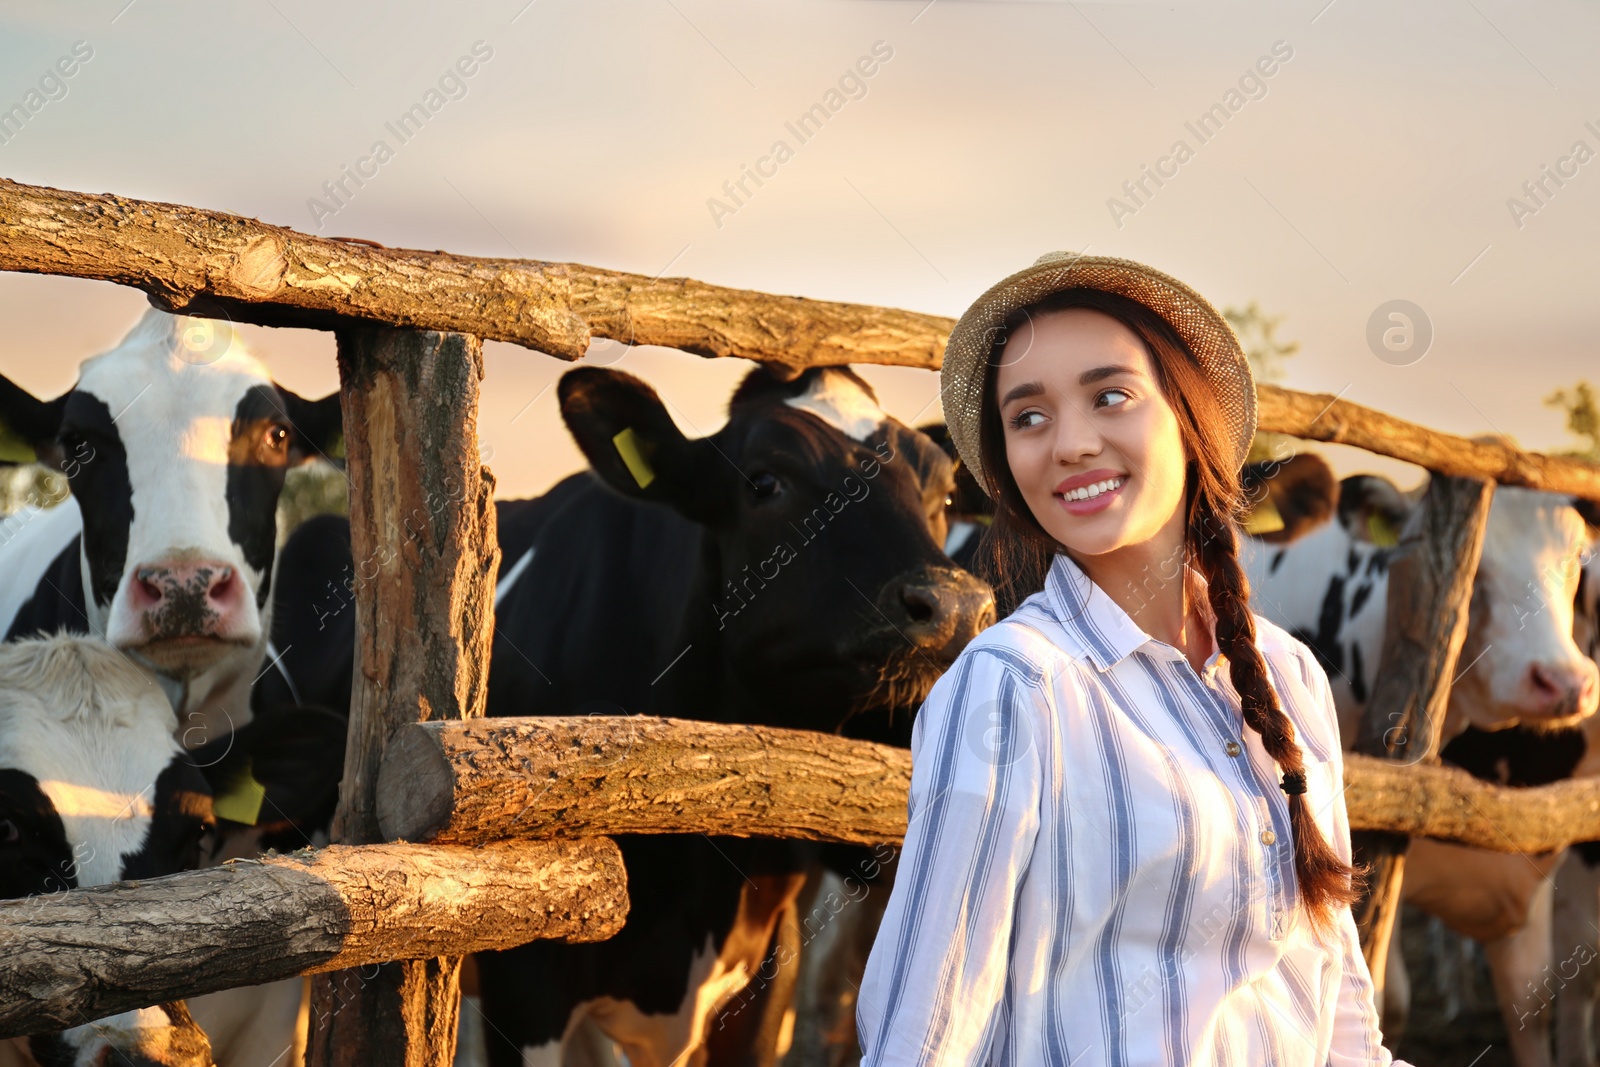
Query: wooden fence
[{"left": 4, "top": 176, "right": 1600, "bottom": 1058}]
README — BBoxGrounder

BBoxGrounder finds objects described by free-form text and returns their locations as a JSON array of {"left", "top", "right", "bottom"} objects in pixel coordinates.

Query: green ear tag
[
  {"left": 1242, "top": 495, "right": 1285, "bottom": 535},
  {"left": 213, "top": 759, "right": 267, "bottom": 826},
  {"left": 612, "top": 426, "right": 656, "bottom": 489}
]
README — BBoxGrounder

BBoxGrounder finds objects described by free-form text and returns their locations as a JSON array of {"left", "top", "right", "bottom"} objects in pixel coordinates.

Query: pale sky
[{"left": 1, "top": 0, "right": 1596, "bottom": 497}]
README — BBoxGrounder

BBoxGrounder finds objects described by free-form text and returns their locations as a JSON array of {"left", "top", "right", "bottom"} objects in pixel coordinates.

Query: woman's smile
[{"left": 1054, "top": 469, "right": 1129, "bottom": 515}]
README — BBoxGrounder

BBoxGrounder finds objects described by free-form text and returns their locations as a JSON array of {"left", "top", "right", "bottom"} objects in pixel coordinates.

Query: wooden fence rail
[
  {"left": 4, "top": 178, "right": 1600, "bottom": 498},
  {"left": 0, "top": 838, "right": 625, "bottom": 1039},
  {"left": 3, "top": 718, "right": 1600, "bottom": 1038}
]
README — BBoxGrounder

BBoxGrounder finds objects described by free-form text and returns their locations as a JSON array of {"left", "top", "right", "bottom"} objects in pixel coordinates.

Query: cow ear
[
  {"left": 0, "top": 374, "right": 67, "bottom": 467},
  {"left": 194, "top": 706, "right": 347, "bottom": 831},
  {"left": 276, "top": 387, "right": 345, "bottom": 468},
  {"left": 558, "top": 366, "right": 731, "bottom": 525},
  {"left": 1239, "top": 452, "right": 1337, "bottom": 544},
  {"left": 1337, "top": 473, "right": 1411, "bottom": 547}
]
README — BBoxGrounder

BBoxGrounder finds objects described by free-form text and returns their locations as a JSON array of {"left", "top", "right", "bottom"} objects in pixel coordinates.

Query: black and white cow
[
  {"left": 0, "top": 634, "right": 215, "bottom": 1066},
  {"left": 265, "top": 363, "right": 996, "bottom": 1066},
  {"left": 1241, "top": 452, "right": 1600, "bottom": 1067},
  {"left": 0, "top": 309, "right": 342, "bottom": 744}
]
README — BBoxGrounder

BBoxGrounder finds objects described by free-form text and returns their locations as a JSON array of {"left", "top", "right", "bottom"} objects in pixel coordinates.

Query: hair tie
[{"left": 1279, "top": 770, "right": 1307, "bottom": 796}]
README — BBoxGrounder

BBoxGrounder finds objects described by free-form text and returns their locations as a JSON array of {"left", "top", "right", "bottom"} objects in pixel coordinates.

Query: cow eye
[
  {"left": 0, "top": 818, "right": 19, "bottom": 845},
  {"left": 264, "top": 424, "right": 291, "bottom": 451},
  {"left": 945, "top": 494, "right": 955, "bottom": 508},
  {"left": 749, "top": 472, "right": 782, "bottom": 499}
]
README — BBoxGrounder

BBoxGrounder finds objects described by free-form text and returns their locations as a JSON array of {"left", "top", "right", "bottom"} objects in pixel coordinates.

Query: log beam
[
  {"left": 376, "top": 716, "right": 912, "bottom": 846},
  {"left": 308, "top": 327, "right": 499, "bottom": 1067},
  {"left": 0, "top": 177, "right": 948, "bottom": 368},
  {"left": 6, "top": 177, "right": 1600, "bottom": 496},
  {"left": 375, "top": 715, "right": 1600, "bottom": 855},
  {"left": 0, "top": 839, "right": 627, "bottom": 1040},
  {"left": 1255, "top": 385, "right": 1600, "bottom": 498}
]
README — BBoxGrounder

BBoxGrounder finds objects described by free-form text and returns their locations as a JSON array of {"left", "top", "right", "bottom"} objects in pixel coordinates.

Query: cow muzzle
[
  {"left": 879, "top": 566, "right": 997, "bottom": 662},
  {"left": 1518, "top": 657, "right": 1600, "bottom": 728},
  {"left": 111, "top": 558, "right": 257, "bottom": 675}
]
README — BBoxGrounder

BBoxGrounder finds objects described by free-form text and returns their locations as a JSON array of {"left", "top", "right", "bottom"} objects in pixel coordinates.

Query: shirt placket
[{"left": 1187, "top": 656, "right": 1296, "bottom": 941}]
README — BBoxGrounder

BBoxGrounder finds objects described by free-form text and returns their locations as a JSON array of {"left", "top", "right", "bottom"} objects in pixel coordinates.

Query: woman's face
[{"left": 994, "top": 307, "right": 1189, "bottom": 560}]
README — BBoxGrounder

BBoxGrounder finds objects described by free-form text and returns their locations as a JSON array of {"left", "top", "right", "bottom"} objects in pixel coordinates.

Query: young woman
[{"left": 856, "top": 254, "right": 1407, "bottom": 1066}]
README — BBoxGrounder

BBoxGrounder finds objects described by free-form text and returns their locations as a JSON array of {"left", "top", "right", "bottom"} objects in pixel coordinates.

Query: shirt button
[
  {"left": 1261, "top": 830, "right": 1277, "bottom": 845},
  {"left": 1224, "top": 741, "right": 1242, "bottom": 757}
]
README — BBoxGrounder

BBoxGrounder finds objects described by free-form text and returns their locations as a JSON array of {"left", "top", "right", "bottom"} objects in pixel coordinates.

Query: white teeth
[{"left": 1063, "top": 476, "right": 1127, "bottom": 502}]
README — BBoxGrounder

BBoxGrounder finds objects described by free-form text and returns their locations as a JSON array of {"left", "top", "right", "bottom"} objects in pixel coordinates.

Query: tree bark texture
[
  {"left": 376, "top": 716, "right": 914, "bottom": 846},
  {"left": 0, "top": 839, "right": 626, "bottom": 1040},
  {"left": 1348, "top": 474, "right": 1494, "bottom": 994},
  {"left": 0, "top": 177, "right": 949, "bottom": 368},
  {"left": 307, "top": 327, "right": 499, "bottom": 1067}
]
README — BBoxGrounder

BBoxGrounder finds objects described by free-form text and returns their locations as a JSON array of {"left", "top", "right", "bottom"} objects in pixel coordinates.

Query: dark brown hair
[{"left": 971, "top": 287, "right": 1361, "bottom": 932}]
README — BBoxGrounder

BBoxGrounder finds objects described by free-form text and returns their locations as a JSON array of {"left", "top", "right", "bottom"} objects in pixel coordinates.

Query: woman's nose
[{"left": 1051, "top": 412, "right": 1102, "bottom": 465}]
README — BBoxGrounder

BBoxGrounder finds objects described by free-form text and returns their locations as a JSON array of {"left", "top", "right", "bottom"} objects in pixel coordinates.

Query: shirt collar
[{"left": 1043, "top": 551, "right": 1221, "bottom": 673}]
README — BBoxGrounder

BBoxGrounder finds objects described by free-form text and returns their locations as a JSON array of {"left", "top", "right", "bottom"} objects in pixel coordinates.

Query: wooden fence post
[
  {"left": 306, "top": 327, "right": 498, "bottom": 1067},
  {"left": 1350, "top": 473, "right": 1493, "bottom": 1008}
]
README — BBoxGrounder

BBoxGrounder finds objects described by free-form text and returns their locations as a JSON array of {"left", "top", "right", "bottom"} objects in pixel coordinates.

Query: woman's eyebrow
[
  {"left": 1079, "top": 364, "right": 1139, "bottom": 386},
  {"left": 999, "top": 380, "right": 1044, "bottom": 406}
]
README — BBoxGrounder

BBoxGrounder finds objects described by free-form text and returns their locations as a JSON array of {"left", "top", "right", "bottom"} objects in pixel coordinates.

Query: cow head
[
  {"left": 1455, "top": 485, "right": 1600, "bottom": 732},
  {"left": 0, "top": 309, "right": 342, "bottom": 679},
  {"left": 1243, "top": 451, "right": 1600, "bottom": 737},
  {"left": 0, "top": 635, "right": 216, "bottom": 1066},
  {"left": 558, "top": 364, "right": 996, "bottom": 740}
]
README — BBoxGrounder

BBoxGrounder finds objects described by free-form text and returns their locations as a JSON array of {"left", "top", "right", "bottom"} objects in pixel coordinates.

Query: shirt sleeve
[
  {"left": 1305, "top": 652, "right": 1415, "bottom": 1067},
  {"left": 855, "top": 643, "right": 1045, "bottom": 1067}
]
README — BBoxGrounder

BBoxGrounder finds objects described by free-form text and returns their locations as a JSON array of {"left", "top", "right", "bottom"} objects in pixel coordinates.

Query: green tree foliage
[
  {"left": 276, "top": 461, "right": 349, "bottom": 544},
  {"left": 1226, "top": 300, "right": 1300, "bottom": 385},
  {"left": 1545, "top": 381, "right": 1600, "bottom": 462},
  {"left": 0, "top": 465, "right": 68, "bottom": 516},
  {"left": 1226, "top": 302, "right": 1301, "bottom": 464}
]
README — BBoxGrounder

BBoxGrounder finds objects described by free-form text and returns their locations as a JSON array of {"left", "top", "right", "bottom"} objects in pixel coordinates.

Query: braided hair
[{"left": 972, "top": 288, "right": 1362, "bottom": 932}]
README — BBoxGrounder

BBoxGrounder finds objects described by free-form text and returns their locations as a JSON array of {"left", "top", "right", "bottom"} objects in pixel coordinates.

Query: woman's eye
[
  {"left": 1007, "top": 409, "right": 1044, "bottom": 430},
  {"left": 1096, "top": 388, "right": 1132, "bottom": 408},
  {"left": 749, "top": 472, "right": 781, "bottom": 499}
]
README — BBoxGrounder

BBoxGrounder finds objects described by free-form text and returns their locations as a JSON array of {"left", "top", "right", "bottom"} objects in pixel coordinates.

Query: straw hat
[{"left": 940, "top": 251, "right": 1255, "bottom": 497}]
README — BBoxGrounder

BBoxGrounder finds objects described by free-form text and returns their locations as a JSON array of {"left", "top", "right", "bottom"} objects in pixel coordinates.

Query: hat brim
[{"left": 939, "top": 253, "right": 1256, "bottom": 497}]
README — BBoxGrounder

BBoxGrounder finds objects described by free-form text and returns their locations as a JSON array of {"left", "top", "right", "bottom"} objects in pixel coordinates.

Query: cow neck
[{"left": 651, "top": 532, "right": 738, "bottom": 724}]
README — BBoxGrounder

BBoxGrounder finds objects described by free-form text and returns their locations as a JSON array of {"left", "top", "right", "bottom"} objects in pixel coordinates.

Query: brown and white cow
[{"left": 1242, "top": 452, "right": 1600, "bottom": 1067}]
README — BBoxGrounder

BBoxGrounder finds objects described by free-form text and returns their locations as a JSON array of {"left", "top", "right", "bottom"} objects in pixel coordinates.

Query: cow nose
[
  {"left": 128, "top": 559, "right": 246, "bottom": 636},
  {"left": 1525, "top": 660, "right": 1600, "bottom": 720},
  {"left": 889, "top": 567, "right": 996, "bottom": 660}
]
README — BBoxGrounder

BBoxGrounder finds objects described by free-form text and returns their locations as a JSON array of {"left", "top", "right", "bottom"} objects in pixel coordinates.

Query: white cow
[{"left": 0, "top": 634, "right": 216, "bottom": 1066}]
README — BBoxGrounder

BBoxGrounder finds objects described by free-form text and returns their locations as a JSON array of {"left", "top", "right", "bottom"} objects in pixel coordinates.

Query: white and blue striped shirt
[{"left": 857, "top": 551, "right": 1407, "bottom": 1067}]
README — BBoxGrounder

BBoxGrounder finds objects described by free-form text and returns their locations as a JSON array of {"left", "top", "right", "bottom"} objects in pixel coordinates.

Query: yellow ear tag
[
  {"left": 1366, "top": 513, "right": 1399, "bottom": 548},
  {"left": 0, "top": 417, "right": 36, "bottom": 464},
  {"left": 1242, "top": 494, "right": 1285, "bottom": 535},
  {"left": 612, "top": 426, "right": 656, "bottom": 489},
  {"left": 213, "top": 759, "right": 267, "bottom": 826}
]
